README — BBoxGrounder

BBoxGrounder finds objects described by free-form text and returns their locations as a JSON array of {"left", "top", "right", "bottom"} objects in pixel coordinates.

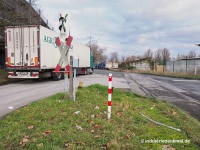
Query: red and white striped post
[{"left": 108, "top": 73, "right": 112, "bottom": 119}]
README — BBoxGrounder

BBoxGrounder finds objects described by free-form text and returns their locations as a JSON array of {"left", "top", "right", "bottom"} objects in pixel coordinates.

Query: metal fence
[{"left": 166, "top": 59, "right": 200, "bottom": 74}]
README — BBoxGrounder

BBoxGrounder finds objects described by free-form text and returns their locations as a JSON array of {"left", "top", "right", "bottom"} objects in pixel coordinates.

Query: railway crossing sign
[
  {"left": 54, "top": 36, "right": 73, "bottom": 73},
  {"left": 55, "top": 13, "right": 75, "bottom": 100}
]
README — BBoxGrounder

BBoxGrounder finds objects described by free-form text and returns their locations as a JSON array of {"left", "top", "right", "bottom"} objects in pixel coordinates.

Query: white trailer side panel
[
  {"left": 68, "top": 41, "right": 90, "bottom": 68},
  {"left": 39, "top": 26, "right": 61, "bottom": 69}
]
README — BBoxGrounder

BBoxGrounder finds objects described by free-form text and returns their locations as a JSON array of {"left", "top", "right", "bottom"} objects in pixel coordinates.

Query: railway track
[{"left": 125, "top": 73, "right": 200, "bottom": 121}]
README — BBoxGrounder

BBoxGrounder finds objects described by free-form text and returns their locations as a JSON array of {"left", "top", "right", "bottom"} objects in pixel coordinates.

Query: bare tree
[
  {"left": 121, "top": 55, "right": 126, "bottom": 63},
  {"left": 176, "top": 53, "right": 181, "bottom": 60},
  {"left": 0, "top": 0, "right": 46, "bottom": 27},
  {"left": 110, "top": 52, "right": 119, "bottom": 63},
  {"left": 125, "top": 55, "right": 137, "bottom": 62},
  {"left": 125, "top": 56, "right": 131, "bottom": 62},
  {"left": 154, "top": 48, "right": 171, "bottom": 64},
  {"left": 154, "top": 49, "right": 162, "bottom": 63},
  {"left": 177, "top": 53, "right": 187, "bottom": 60},
  {"left": 86, "top": 42, "right": 107, "bottom": 63},
  {"left": 29, "top": 0, "right": 38, "bottom": 8},
  {"left": 144, "top": 49, "right": 153, "bottom": 61},
  {"left": 187, "top": 50, "right": 196, "bottom": 58},
  {"left": 101, "top": 54, "right": 108, "bottom": 62},
  {"left": 136, "top": 55, "right": 142, "bottom": 59},
  {"left": 162, "top": 48, "right": 171, "bottom": 62}
]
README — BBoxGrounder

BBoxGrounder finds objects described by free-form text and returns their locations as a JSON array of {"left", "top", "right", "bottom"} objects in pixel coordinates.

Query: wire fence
[{"left": 166, "top": 59, "right": 200, "bottom": 74}]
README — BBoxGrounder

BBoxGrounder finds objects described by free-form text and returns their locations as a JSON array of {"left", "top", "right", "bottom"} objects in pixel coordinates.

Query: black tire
[
  {"left": 61, "top": 72, "right": 65, "bottom": 79},
  {"left": 90, "top": 68, "right": 93, "bottom": 74},
  {"left": 52, "top": 72, "right": 61, "bottom": 81}
]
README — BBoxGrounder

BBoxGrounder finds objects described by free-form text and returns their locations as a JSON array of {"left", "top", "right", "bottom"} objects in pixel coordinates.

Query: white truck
[{"left": 5, "top": 25, "right": 93, "bottom": 80}]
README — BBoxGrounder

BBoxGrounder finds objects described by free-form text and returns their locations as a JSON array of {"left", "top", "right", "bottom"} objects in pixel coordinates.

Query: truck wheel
[
  {"left": 90, "top": 68, "right": 93, "bottom": 74},
  {"left": 52, "top": 73, "right": 61, "bottom": 81},
  {"left": 61, "top": 72, "right": 65, "bottom": 79}
]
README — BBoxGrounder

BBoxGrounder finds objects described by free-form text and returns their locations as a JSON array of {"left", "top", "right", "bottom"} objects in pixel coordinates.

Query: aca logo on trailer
[{"left": 43, "top": 35, "right": 58, "bottom": 48}]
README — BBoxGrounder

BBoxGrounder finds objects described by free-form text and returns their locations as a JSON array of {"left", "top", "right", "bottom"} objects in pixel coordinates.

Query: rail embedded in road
[{"left": 125, "top": 73, "right": 200, "bottom": 121}]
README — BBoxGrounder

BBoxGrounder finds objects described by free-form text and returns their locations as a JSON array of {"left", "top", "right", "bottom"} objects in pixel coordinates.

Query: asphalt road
[
  {"left": 126, "top": 73, "right": 200, "bottom": 121},
  {"left": 94, "top": 69, "right": 125, "bottom": 78},
  {"left": 0, "top": 79, "right": 64, "bottom": 118},
  {"left": 142, "top": 74, "right": 200, "bottom": 101}
]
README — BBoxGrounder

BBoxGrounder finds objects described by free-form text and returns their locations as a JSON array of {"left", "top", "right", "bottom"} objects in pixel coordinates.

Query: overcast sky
[{"left": 37, "top": 0, "right": 200, "bottom": 59}]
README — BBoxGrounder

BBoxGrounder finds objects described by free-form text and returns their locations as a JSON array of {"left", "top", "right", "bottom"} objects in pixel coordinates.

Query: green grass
[
  {"left": 0, "top": 84, "right": 200, "bottom": 149},
  {"left": 0, "top": 69, "right": 22, "bottom": 85},
  {"left": 0, "top": 69, "right": 8, "bottom": 85},
  {"left": 139, "top": 70, "right": 200, "bottom": 80}
]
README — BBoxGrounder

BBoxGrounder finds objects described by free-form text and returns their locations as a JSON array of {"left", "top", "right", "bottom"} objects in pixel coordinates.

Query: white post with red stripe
[{"left": 108, "top": 73, "right": 112, "bottom": 119}]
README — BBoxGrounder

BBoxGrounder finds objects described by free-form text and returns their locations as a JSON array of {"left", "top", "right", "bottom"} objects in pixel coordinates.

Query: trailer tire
[
  {"left": 61, "top": 72, "right": 65, "bottom": 79},
  {"left": 90, "top": 68, "right": 93, "bottom": 74},
  {"left": 52, "top": 72, "right": 61, "bottom": 81}
]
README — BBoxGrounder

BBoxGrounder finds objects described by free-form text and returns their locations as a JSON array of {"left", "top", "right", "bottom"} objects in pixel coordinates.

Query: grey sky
[{"left": 37, "top": 0, "right": 200, "bottom": 58}]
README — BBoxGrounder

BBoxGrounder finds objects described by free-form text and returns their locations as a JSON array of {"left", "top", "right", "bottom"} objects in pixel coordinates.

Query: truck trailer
[{"left": 5, "top": 25, "right": 93, "bottom": 80}]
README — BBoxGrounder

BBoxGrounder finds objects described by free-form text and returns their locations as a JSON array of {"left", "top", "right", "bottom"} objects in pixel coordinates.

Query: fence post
[
  {"left": 194, "top": 59, "right": 197, "bottom": 75},
  {"left": 107, "top": 73, "right": 112, "bottom": 119},
  {"left": 186, "top": 57, "right": 188, "bottom": 73}
]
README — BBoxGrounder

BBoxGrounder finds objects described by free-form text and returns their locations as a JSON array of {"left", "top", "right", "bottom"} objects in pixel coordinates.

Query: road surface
[{"left": 124, "top": 73, "right": 200, "bottom": 121}]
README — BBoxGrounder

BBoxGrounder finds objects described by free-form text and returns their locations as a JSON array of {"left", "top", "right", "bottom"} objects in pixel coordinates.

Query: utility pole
[
  {"left": 89, "top": 35, "right": 92, "bottom": 49},
  {"left": 186, "top": 56, "right": 188, "bottom": 73},
  {"left": 88, "top": 35, "right": 98, "bottom": 49},
  {"left": 194, "top": 43, "right": 200, "bottom": 75}
]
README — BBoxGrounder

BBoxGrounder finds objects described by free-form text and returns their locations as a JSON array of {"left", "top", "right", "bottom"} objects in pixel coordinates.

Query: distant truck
[
  {"left": 5, "top": 25, "right": 93, "bottom": 80},
  {"left": 96, "top": 61, "right": 118, "bottom": 69}
]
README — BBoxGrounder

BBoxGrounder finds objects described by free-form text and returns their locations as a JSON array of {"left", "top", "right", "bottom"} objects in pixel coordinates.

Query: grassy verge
[
  {"left": 0, "top": 69, "right": 8, "bottom": 85},
  {"left": 111, "top": 68, "right": 200, "bottom": 80},
  {"left": 0, "top": 84, "right": 200, "bottom": 149},
  {"left": 0, "top": 69, "right": 22, "bottom": 85},
  {"left": 139, "top": 70, "right": 200, "bottom": 80}
]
